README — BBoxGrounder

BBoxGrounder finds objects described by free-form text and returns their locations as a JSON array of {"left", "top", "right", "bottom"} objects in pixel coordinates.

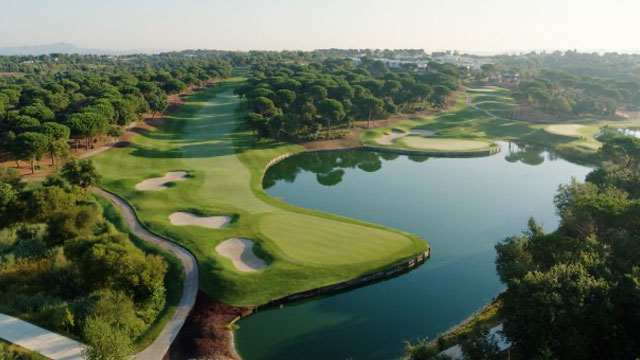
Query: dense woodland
[
  {"left": 0, "top": 52, "right": 231, "bottom": 172},
  {"left": 512, "top": 70, "right": 640, "bottom": 116},
  {"left": 493, "top": 134, "right": 640, "bottom": 360},
  {"left": 496, "top": 52, "right": 640, "bottom": 116},
  {"left": 498, "top": 51, "right": 640, "bottom": 81},
  {"left": 237, "top": 58, "right": 462, "bottom": 141},
  {"left": 0, "top": 160, "right": 170, "bottom": 357}
]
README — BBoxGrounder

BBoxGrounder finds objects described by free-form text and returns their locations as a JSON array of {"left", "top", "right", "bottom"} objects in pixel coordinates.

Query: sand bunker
[
  {"left": 409, "top": 129, "right": 436, "bottom": 136},
  {"left": 400, "top": 136, "right": 492, "bottom": 151},
  {"left": 545, "top": 124, "right": 585, "bottom": 137},
  {"left": 216, "top": 238, "right": 267, "bottom": 272},
  {"left": 376, "top": 130, "right": 407, "bottom": 145},
  {"left": 169, "top": 212, "right": 231, "bottom": 229},
  {"left": 135, "top": 171, "right": 188, "bottom": 191},
  {"left": 376, "top": 129, "right": 437, "bottom": 145}
]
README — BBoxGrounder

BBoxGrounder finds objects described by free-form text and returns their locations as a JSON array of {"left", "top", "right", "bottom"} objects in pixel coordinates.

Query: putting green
[
  {"left": 360, "top": 86, "right": 640, "bottom": 163},
  {"left": 92, "top": 82, "right": 426, "bottom": 306},
  {"left": 398, "top": 136, "right": 494, "bottom": 151},
  {"left": 544, "top": 124, "right": 586, "bottom": 137},
  {"left": 259, "top": 212, "right": 413, "bottom": 265}
]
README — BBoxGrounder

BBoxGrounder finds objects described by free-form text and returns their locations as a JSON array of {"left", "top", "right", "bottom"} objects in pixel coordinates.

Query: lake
[{"left": 235, "top": 142, "right": 592, "bottom": 360}]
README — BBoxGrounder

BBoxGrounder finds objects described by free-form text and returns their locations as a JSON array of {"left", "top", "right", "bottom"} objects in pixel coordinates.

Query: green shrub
[
  {"left": 82, "top": 316, "right": 132, "bottom": 360},
  {"left": 88, "top": 290, "right": 146, "bottom": 338}
]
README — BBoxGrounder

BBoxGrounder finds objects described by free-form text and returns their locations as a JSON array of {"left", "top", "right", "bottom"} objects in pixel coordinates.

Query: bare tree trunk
[
  {"left": 30, "top": 160, "right": 35, "bottom": 174},
  {"left": 15, "top": 159, "right": 19, "bottom": 168},
  {"left": 51, "top": 151, "right": 55, "bottom": 166},
  {"left": 368, "top": 110, "right": 372, "bottom": 128}
]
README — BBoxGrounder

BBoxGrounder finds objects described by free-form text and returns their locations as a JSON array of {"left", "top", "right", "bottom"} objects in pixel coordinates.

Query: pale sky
[{"left": 2, "top": 0, "right": 640, "bottom": 54}]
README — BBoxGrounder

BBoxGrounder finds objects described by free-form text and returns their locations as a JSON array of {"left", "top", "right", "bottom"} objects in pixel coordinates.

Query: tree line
[
  {"left": 497, "top": 50, "right": 640, "bottom": 82},
  {"left": 492, "top": 134, "right": 640, "bottom": 359},
  {"left": 0, "top": 52, "right": 231, "bottom": 173},
  {"left": 512, "top": 69, "right": 640, "bottom": 116},
  {"left": 236, "top": 58, "right": 461, "bottom": 141},
  {"left": 492, "top": 51, "right": 640, "bottom": 116}
]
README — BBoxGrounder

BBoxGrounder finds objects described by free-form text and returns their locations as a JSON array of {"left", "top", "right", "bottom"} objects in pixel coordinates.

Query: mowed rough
[{"left": 92, "top": 84, "right": 426, "bottom": 306}]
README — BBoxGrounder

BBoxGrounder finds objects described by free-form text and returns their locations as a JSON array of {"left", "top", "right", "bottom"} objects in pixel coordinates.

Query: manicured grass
[
  {"left": 397, "top": 136, "right": 495, "bottom": 152},
  {"left": 92, "top": 81, "right": 427, "bottom": 306},
  {"left": 362, "top": 86, "right": 640, "bottom": 164},
  {"left": 258, "top": 212, "right": 413, "bottom": 265},
  {"left": 468, "top": 86, "right": 517, "bottom": 119},
  {"left": 544, "top": 124, "right": 587, "bottom": 137}
]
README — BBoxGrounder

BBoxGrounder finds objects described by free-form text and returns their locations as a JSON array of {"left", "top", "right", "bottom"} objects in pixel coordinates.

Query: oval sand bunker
[
  {"left": 376, "top": 130, "right": 407, "bottom": 145},
  {"left": 169, "top": 212, "right": 231, "bottom": 229},
  {"left": 216, "top": 238, "right": 267, "bottom": 272},
  {"left": 135, "top": 171, "right": 188, "bottom": 191}
]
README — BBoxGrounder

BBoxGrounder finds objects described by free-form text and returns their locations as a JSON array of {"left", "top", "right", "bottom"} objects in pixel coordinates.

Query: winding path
[
  {"left": 91, "top": 188, "right": 199, "bottom": 360},
  {"left": 0, "top": 188, "right": 198, "bottom": 360}
]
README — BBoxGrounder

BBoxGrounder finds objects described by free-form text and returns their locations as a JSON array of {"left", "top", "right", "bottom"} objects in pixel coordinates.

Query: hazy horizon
[{"left": 2, "top": 0, "right": 640, "bottom": 54}]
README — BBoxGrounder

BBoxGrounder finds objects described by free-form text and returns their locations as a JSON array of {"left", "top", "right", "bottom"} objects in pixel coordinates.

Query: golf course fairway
[
  {"left": 361, "top": 86, "right": 640, "bottom": 163},
  {"left": 92, "top": 82, "right": 427, "bottom": 306}
]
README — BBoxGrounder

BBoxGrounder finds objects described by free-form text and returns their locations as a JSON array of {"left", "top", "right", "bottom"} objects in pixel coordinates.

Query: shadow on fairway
[{"left": 128, "top": 137, "right": 255, "bottom": 159}]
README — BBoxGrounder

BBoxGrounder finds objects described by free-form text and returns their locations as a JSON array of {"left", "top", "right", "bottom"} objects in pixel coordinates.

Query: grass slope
[
  {"left": 92, "top": 82, "right": 426, "bottom": 306},
  {"left": 362, "top": 86, "right": 640, "bottom": 163}
]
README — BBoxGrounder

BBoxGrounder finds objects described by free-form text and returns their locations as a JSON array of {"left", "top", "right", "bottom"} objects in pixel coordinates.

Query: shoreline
[
  {"left": 223, "top": 249, "right": 431, "bottom": 360},
  {"left": 166, "top": 89, "right": 493, "bottom": 360}
]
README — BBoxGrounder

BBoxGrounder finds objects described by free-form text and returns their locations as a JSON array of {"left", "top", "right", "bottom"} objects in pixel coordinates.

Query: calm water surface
[{"left": 236, "top": 142, "right": 592, "bottom": 360}]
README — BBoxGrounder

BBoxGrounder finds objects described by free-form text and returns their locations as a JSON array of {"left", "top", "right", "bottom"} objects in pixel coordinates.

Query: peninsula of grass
[
  {"left": 362, "top": 86, "right": 640, "bottom": 164},
  {"left": 92, "top": 80, "right": 427, "bottom": 306}
]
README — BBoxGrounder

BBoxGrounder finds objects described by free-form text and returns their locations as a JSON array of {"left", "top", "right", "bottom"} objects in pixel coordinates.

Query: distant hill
[{"left": 0, "top": 42, "right": 160, "bottom": 56}]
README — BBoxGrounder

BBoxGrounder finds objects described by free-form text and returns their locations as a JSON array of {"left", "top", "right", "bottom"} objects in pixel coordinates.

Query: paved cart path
[
  {"left": 0, "top": 314, "right": 84, "bottom": 360},
  {"left": 0, "top": 189, "right": 198, "bottom": 360},
  {"left": 92, "top": 187, "right": 199, "bottom": 360}
]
